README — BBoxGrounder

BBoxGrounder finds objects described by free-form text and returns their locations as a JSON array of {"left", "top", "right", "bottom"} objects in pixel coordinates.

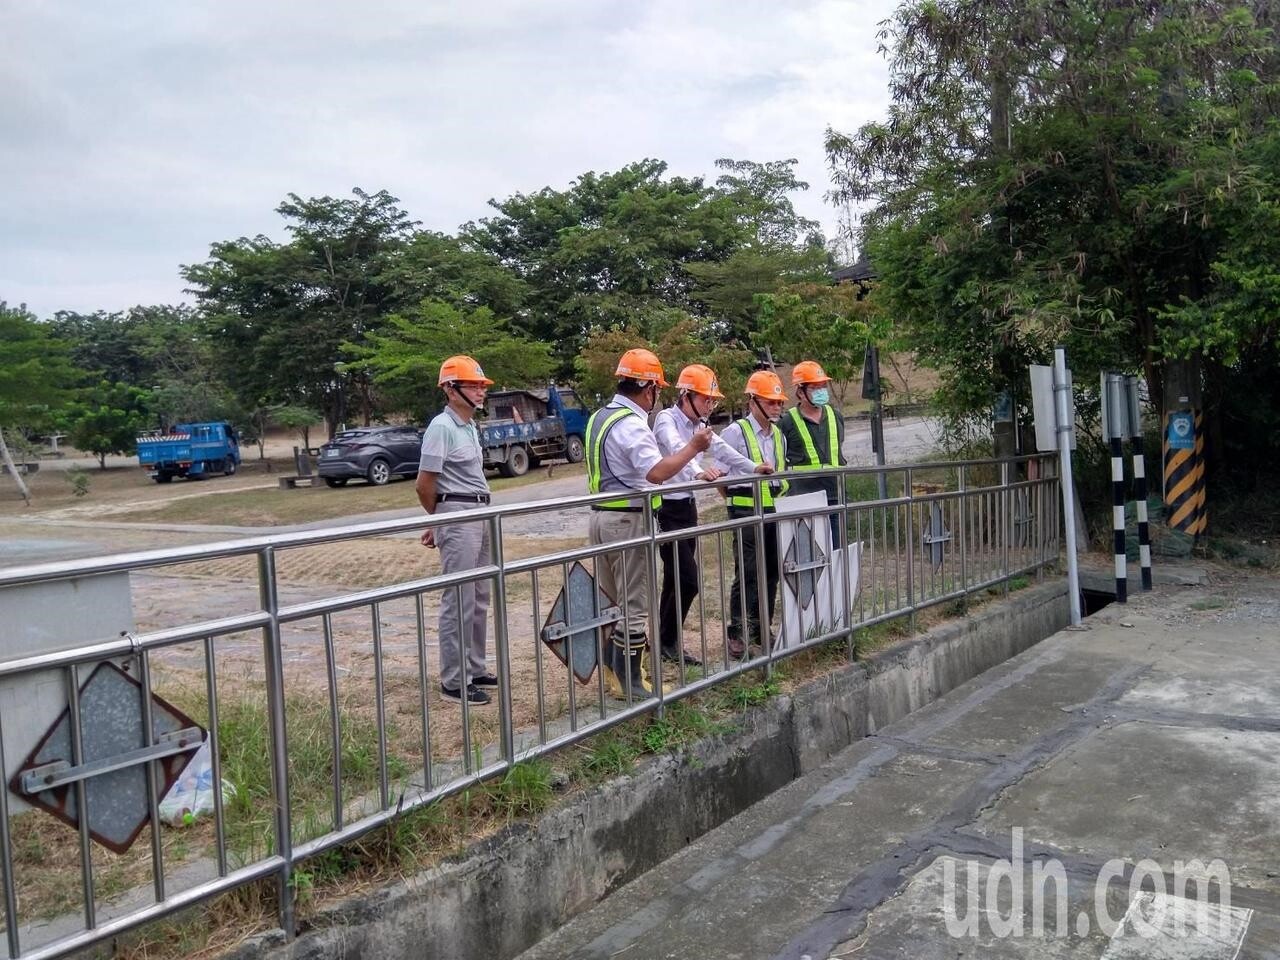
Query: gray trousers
[
  {"left": 588, "top": 509, "right": 650, "bottom": 644},
  {"left": 435, "top": 500, "right": 491, "bottom": 690}
]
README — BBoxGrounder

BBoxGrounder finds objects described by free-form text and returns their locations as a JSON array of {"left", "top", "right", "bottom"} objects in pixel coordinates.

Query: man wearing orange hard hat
[
  {"left": 652, "top": 364, "right": 772, "bottom": 668},
  {"left": 715, "top": 369, "right": 791, "bottom": 658},
  {"left": 416, "top": 355, "right": 496, "bottom": 706},
  {"left": 586, "top": 348, "right": 712, "bottom": 700},
  {"left": 780, "top": 359, "right": 846, "bottom": 541}
]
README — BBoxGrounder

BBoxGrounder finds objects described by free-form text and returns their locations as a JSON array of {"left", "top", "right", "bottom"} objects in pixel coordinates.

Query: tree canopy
[{"left": 827, "top": 0, "right": 1280, "bottom": 455}]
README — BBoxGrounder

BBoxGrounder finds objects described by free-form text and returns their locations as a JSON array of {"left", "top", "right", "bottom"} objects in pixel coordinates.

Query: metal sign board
[
  {"left": 8, "top": 662, "right": 204, "bottom": 854},
  {"left": 539, "top": 561, "right": 618, "bottom": 684},
  {"left": 1124, "top": 376, "right": 1143, "bottom": 440},
  {"left": 782, "top": 518, "right": 826, "bottom": 610},
  {"left": 1101, "top": 372, "right": 1133, "bottom": 442},
  {"left": 1029, "top": 365, "right": 1055, "bottom": 452},
  {"left": 1167, "top": 411, "right": 1194, "bottom": 450},
  {"left": 993, "top": 390, "right": 1014, "bottom": 424},
  {"left": 861, "top": 345, "right": 878, "bottom": 400}
]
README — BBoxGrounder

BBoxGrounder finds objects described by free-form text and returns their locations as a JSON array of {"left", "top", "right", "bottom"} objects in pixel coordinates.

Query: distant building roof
[{"left": 832, "top": 256, "right": 876, "bottom": 284}]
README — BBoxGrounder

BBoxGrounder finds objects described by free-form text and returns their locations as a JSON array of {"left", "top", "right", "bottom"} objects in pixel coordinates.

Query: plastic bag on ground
[{"left": 159, "top": 740, "right": 236, "bottom": 827}]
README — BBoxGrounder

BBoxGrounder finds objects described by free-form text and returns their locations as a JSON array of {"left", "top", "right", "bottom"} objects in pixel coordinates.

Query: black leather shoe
[{"left": 661, "top": 648, "right": 703, "bottom": 667}]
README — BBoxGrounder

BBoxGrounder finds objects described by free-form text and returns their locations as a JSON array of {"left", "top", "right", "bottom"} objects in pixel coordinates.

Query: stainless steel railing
[{"left": 0, "top": 454, "right": 1060, "bottom": 959}]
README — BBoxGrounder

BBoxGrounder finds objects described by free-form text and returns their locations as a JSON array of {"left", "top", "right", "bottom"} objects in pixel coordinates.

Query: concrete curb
[{"left": 231, "top": 581, "right": 1070, "bottom": 960}]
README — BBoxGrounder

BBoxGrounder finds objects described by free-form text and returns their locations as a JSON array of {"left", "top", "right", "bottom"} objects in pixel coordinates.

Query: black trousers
[
  {"left": 657, "top": 497, "right": 700, "bottom": 652},
  {"left": 727, "top": 505, "right": 780, "bottom": 645}
]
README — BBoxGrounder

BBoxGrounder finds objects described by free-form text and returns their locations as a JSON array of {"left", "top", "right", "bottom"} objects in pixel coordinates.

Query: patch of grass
[
  {"left": 486, "top": 760, "right": 555, "bottom": 819},
  {"left": 641, "top": 702, "right": 729, "bottom": 752},
  {"left": 1008, "top": 575, "right": 1031, "bottom": 591},
  {"left": 1189, "top": 597, "right": 1228, "bottom": 611},
  {"left": 576, "top": 733, "right": 643, "bottom": 781}
]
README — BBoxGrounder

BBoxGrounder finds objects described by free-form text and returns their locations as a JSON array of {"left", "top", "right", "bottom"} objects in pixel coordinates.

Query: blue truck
[
  {"left": 479, "top": 384, "right": 588, "bottom": 477},
  {"left": 136, "top": 422, "right": 241, "bottom": 483}
]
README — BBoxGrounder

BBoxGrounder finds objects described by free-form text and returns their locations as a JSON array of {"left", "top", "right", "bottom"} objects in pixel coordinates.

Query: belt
[
  {"left": 591, "top": 505, "right": 642, "bottom": 513},
  {"left": 437, "top": 493, "right": 490, "bottom": 504}
]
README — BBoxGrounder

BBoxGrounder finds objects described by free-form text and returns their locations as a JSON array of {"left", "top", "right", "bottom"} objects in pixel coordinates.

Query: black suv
[{"left": 316, "top": 426, "right": 423, "bottom": 487}]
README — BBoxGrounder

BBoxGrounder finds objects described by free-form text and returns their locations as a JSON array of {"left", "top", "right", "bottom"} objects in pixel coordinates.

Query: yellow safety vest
[
  {"left": 727, "top": 419, "right": 789, "bottom": 509},
  {"left": 585, "top": 406, "right": 662, "bottom": 510},
  {"left": 788, "top": 405, "right": 840, "bottom": 471}
]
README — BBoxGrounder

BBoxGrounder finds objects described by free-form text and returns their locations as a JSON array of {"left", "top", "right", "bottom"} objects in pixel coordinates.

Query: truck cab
[
  {"left": 136, "top": 422, "right": 241, "bottom": 483},
  {"left": 478, "top": 383, "right": 588, "bottom": 477}
]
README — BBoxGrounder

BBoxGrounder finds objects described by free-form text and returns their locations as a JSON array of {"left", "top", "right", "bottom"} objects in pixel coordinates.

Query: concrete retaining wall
[{"left": 233, "top": 580, "right": 1069, "bottom": 960}]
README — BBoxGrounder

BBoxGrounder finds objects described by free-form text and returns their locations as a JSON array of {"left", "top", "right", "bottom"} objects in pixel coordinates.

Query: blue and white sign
[{"left": 1167, "top": 411, "right": 1194, "bottom": 450}]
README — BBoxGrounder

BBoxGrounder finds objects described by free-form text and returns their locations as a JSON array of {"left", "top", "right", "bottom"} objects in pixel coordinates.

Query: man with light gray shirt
[
  {"left": 416, "top": 355, "right": 496, "bottom": 706},
  {"left": 653, "top": 364, "right": 771, "bottom": 666}
]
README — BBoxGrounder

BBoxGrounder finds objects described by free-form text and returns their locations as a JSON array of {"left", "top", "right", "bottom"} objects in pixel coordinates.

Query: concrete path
[{"left": 516, "top": 570, "right": 1280, "bottom": 960}]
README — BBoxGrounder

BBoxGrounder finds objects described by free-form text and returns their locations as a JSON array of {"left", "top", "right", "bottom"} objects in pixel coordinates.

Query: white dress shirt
[
  {"left": 652, "top": 404, "right": 757, "bottom": 500},
  {"left": 596, "top": 394, "right": 664, "bottom": 494},
  {"left": 716, "top": 414, "right": 785, "bottom": 472}
]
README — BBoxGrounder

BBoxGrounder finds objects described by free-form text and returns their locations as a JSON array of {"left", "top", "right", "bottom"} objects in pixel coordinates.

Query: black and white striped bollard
[
  {"left": 1131, "top": 434, "right": 1153, "bottom": 591},
  {"left": 1110, "top": 434, "right": 1127, "bottom": 603}
]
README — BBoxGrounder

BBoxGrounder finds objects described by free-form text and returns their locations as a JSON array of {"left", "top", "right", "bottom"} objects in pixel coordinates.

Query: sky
[{"left": 1, "top": 0, "right": 894, "bottom": 319}]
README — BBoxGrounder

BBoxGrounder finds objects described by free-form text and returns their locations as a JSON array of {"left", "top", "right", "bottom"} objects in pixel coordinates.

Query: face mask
[{"left": 809, "top": 387, "right": 831, "bottom": 407}]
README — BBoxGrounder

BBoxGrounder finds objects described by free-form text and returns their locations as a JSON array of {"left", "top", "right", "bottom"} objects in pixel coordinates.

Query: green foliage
[
  {"left": 345, "top": 300, "right": 554, "bottom": 411},
  {"left": 574, "top": 314, "right": 757, "bottom": 410},
  {"left": 64, "top": 381, "right": 152, "bottom": 468},
  {"left": 0, "top": 302, "right": 82, "bottom": 428},
  {"left": 183, "top": 188, "right": 418, "bottom": 433},
  {"left": 755, "top": 282, "right": 889, "bottom": 403},
  {"left": 465, "top": 158, "right": 818, "bottom": 367},
  {"left": 64, "top": 466, "right": 91, "bottom": 498},
  {"left": 828, "top": 0, "right": 1280, "bottom": 439}
]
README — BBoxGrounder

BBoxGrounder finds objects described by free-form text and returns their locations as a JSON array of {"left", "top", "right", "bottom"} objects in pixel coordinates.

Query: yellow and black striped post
[{"left": 1163, "top": 408, "right": 1207, "bottom": 537}]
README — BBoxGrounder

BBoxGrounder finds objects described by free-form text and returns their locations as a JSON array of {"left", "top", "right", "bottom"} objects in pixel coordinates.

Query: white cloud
[{"left": 0, "top": 0, "right": 893, "bottom": 317}]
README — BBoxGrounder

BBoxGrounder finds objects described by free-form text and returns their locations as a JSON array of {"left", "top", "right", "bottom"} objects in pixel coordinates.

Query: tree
[
  {"left": 687, "top": 159, "right": 831, "bottom": 347},
  {"left": 463, "top": 160, "right": 750, "bottom": 365},
  {"left": 575, "top": 315, "right": 756, "bottom": 412},
  {"left": 65, "top": 381, "right": 152, "bottom": 469},
  {"left": 183, "top": 188, "right": 418, "bottom": 435},
  {"left": 343, "top": 300, "right": 555, "bottom": 416},
  {"left": 0, "top": 303, "right": 83, "bottom": 501},
  {"left": 754, "top": 283, "right": 889, "bottom": 407},
  {"left": 826, "top": 0, "right": 1280, "bottom": 477}
]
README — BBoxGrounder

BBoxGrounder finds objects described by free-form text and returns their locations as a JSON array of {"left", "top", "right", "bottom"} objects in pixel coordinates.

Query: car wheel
[
  {"left": 223, "top": 458, "right": 237, "bottom": 476},
  {"left": 506, "top": 445, "right": 530, "bottom": 477},
  {"left": 324, "top": 477, "right": 348, "bottom": 488},
  {"left": 565, "top": 435, "right": 586, "bottom": 463},
  {"left": 367, "top": 458, "right": 392, "bottom": 485},
  {"left": 154, "top": 473, "right": 173, "bottom": 484}
]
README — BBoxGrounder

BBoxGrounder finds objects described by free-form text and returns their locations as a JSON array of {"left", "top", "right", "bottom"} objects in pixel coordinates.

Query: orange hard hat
[
  {"left": 614, "top": 348, "right": 669, "bottom": 387},
  {"left": 675, "top": 364, "right": 724, "bottom": 399},
  {"left": 745, "top": 370, "right": 785, "bottom": 400},
  {"left": 791, "top": 360, "right": 831, "bottom": 386},
  {"left": 438, "top": 355, "right": 494, "bottom": 386}
]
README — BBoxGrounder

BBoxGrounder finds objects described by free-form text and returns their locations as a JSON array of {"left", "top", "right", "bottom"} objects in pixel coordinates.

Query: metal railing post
[
  {"left": 257, "top": 547, "right": 294, "bottom": 939},
  {"left": 904, "top": 467, "right": 916, "bottom": 633},
  {"left": 489, "top": 515, "right": 515, "bottom": 762}
]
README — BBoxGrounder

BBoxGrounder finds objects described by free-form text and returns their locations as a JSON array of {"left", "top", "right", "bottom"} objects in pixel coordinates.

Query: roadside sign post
[
  {"left": 1030, "top": 350, "right": 1082, "bottom": 625},
  {"left": 862, "top": 344, "right": 888, "bottom": 500}
]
